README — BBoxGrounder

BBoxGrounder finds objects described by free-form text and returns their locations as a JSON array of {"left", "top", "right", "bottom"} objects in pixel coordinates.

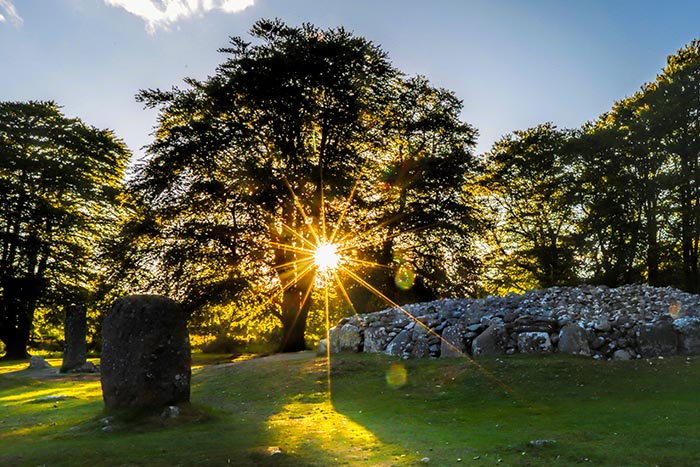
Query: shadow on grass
[{"left": 329, "top": 353, "right": 700, "bottom": 467}]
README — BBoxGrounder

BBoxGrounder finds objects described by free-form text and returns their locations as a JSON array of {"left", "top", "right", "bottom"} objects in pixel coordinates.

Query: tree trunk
[
  {"left": 646, "top": 201, "right": 660, "bottom": 286},
  {"left": 278, "top": 277, "right": 313, "bottom": 353},
  {"left": 0, "top": 276, "right": 39, "bottom": 360},
  {"left": 0, "top": 331, "right": 30, "bottom": 360}
]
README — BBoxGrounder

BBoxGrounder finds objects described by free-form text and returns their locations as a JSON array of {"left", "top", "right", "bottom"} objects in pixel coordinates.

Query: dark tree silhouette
[
  {"left": 127, "top": 20, "right": 480, "bottom": 352},
  {"left": 0, "top": 101, "right": 129, "bottom": 359}
]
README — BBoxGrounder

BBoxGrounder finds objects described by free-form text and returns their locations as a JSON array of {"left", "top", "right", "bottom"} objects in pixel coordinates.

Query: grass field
[{"left": 1, "top": 351, "right": 700, "bottom": 466}]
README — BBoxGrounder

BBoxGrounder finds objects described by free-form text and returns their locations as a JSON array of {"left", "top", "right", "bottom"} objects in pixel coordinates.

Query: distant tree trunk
[
  {"left": 0, "top": 279, "right": 36, "bottom": 360},
  {"left": 679, "top": 149, "right": 700, "bottom": 293},
  {"left": 278, "top": 275, "right": 313, "bottom": 353},
  {"left": 0, "top": 330, "right": 31, "bottom": 360},
  {"left": 645, "top": 195, "right": 661, "bottom": 286}
]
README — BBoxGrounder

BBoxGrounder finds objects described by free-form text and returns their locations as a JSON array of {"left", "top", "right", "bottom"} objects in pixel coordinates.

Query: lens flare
[
  {"left": 386, "top": 363, "right": 408, "bottom": 388},
  {"left": 314, "top": 242, "right": 341, "bottom": 273},
  {"left": 394, "top": 264, "right": 415, "bottom": 290}
]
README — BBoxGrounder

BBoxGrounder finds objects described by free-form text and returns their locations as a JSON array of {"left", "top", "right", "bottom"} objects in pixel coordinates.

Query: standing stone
[
  {"left": 363, "top": 327, "right": 390, "bottom": 353},
  {"left": 337, "top": 323, "right": 362, "bottom": 352},
  {"left": 61, "top": 304, "right": 88, "bottom": 373},
  {"left": 612, "top": 349, "right": 634, "bottom": 361},
  {"left": 327, "top": 323, "right": 363, "bottom": 354},
  {"left": 386, "top": 330, "right": 411, "bottom": 356},
  {"left": 101, "top": 295, "right": 191, "bottom": 413},
  {"left": 28, "top": 355, "right": 51, "bottom": 369},
  {"left": 316, "top": 338, "right": 328, "bottom": 356},
  {"left": 674, "top": 317, "right": 700, "bottom": 355},
  {"left": 558, "top": 323, "right": 591, "bottom": 356},
  {"left": 327, "top": 326, "right": 341, "bottom": 354},
  {"left": 411, "top": 335, "right": 431, "bottom": 358}
]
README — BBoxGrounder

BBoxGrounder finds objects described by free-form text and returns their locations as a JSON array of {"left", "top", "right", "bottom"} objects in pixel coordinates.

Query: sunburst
[
  {"left": 260, "top": 173, "right": 515, "bottom": 403},
  {"left": 314, "top": 242, "right": 341, "bottom": 274}
]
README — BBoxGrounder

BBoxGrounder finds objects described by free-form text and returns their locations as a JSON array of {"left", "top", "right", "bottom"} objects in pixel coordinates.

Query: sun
[{"left": 314, "top": 242, "right": 341, "bottom": 273}]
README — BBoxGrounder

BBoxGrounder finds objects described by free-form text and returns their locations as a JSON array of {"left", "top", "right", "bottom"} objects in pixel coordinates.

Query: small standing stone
[
  {"left": 472, "top": 324, "right": 507, "bottom": 356},
  {"left": 61, "top": 304, "right": 88, "bottom": 373},
  {"left": 613, "top": 349, "right": 634, "bottom": 361},
  {"left": 517, "top": 332, "right": 553, "bottom": 353},
  {"left": 440, "top": 325, "right": 467, "bottom": 358},
  {"left": 638, "top": 321, "right": 678, "bottom": 358}
]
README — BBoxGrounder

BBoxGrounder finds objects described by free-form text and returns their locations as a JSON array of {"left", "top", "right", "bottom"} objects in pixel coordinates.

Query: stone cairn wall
[{"left": 321, "top": 285, "right": 700, "bottom": 360}]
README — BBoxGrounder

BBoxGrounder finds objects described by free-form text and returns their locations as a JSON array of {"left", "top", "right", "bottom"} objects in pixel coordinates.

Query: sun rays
[
  {"left": 256, "top": 170, "right": 521, "bottom": 407},
  {"left": 267, "top": 173, "right": 463, "bottom": 360}
]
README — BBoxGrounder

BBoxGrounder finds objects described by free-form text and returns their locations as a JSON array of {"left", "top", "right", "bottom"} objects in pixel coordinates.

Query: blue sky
[{"left": 1, "top": 0, "right": 699, "bottom": 162}]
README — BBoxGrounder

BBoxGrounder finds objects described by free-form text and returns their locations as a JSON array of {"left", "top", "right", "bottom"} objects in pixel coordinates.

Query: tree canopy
[
  {"left": 5, "top": 25, "right": 700, "bottom": 358},
  {"left": 121, "top": 19, "right": 481, "bottom": 352}
]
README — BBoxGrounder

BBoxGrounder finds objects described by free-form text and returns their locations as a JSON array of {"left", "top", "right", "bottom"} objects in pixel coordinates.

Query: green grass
[{"left": 1, "top": 352, "right": 700, "bottom": 466}]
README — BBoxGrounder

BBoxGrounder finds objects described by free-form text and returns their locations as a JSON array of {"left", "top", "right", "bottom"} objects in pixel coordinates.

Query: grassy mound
[{"left": 1, "top": 352, "right": 699, "bottom": 466}]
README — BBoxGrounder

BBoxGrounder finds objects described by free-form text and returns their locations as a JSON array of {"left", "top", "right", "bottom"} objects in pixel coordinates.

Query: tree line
[
  {"left": 1, "top": 20, "right": 699, "bottom": 357},
  {"left": 482, "top": 40, "right": 700, "bottom": 295}
]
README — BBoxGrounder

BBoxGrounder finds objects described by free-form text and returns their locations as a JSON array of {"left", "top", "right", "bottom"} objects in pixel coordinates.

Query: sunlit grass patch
[
  {"left": 0, "top": 376, "right": 103, "bottom": 447},
  {"left": 0, "top": 358, "right": 60, "bottom": 374}
]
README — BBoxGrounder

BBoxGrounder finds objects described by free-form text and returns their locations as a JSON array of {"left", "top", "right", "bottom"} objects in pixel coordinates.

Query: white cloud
[
  {"left": 104, "top": 0, "right": 254, "bottom": 33},
  {"left": 0, "top": 0, "right": 23, "bottom": 27}
]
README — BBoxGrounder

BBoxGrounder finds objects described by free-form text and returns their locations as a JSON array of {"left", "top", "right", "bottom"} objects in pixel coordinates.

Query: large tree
[
  {"left": 642, "top": 40, "right": 700, "bottom": 291},
  {"left": 0, "top": 101, "right": 129, "bottom": 359},
  {"left": 480, "top": 123, "right": 578, "bottom": 292},
  {"left": 572, "top": 41, "right": 700, "bottom": 290},
  {"left": 129, "top": 20, "right": 480, "bottom": 352}
]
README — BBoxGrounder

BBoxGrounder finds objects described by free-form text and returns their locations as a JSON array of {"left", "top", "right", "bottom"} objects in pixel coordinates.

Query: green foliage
[
  {"left": 0, "top": 101, "right": 130, "bottom": 359},
  {"left": 480, "top": 123, "right": 578, "bottom": 293},
  {"left": 480, "top": 39, "right": 700, "bottom": 294},
  {"left": 571, "top": 40, "right": 700, "bottom": 290}
]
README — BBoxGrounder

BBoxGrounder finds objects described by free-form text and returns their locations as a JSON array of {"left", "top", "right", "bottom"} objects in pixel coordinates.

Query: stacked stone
[{"left": 322, "top": 285, "right": 700, "bottom": 360}]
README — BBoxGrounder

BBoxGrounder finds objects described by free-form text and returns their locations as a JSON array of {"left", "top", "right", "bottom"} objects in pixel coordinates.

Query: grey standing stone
[
  {"left": 613, "top": 349, "right": 634, "bottom": 361},
  {"left": 411, "top": 335, "right": 431, "bottom": 358},
  {"left": 327, "top": 326, "right": 341, "bottom": 353},
  {"left": 558, "top": 323, "right": 591, "bottom": 356},
  {"left": 29, "top": 356, "right": 51, "bottom": 369},
  {"left": 337, "top": 323, "right": 362, "bottom": 352},
  {"left": 326, "top": 323, "right": 362, "bottom": 354},
  {"left": 101, "top": 295, "right": 191, "bottom": 413},
  {"left": 471, "top": 324, "right": 506, "bottom": 357},
  {"left": 386, "top": 330, "right": 410, "bottom": 356},
  {"left": 363, "top": 327, "right": 390, "bottom": 353},
  {"left": 61, "top": 304, "right": 88, "bottom": 373},
  {"left": 316, "top": 338, "right": 328, "bottom": 356}
]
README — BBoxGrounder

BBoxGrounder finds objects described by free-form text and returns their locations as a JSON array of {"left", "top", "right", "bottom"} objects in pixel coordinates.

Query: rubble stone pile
[{"left": 321, "top": 285, "right": 700, "bottom": 360}]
